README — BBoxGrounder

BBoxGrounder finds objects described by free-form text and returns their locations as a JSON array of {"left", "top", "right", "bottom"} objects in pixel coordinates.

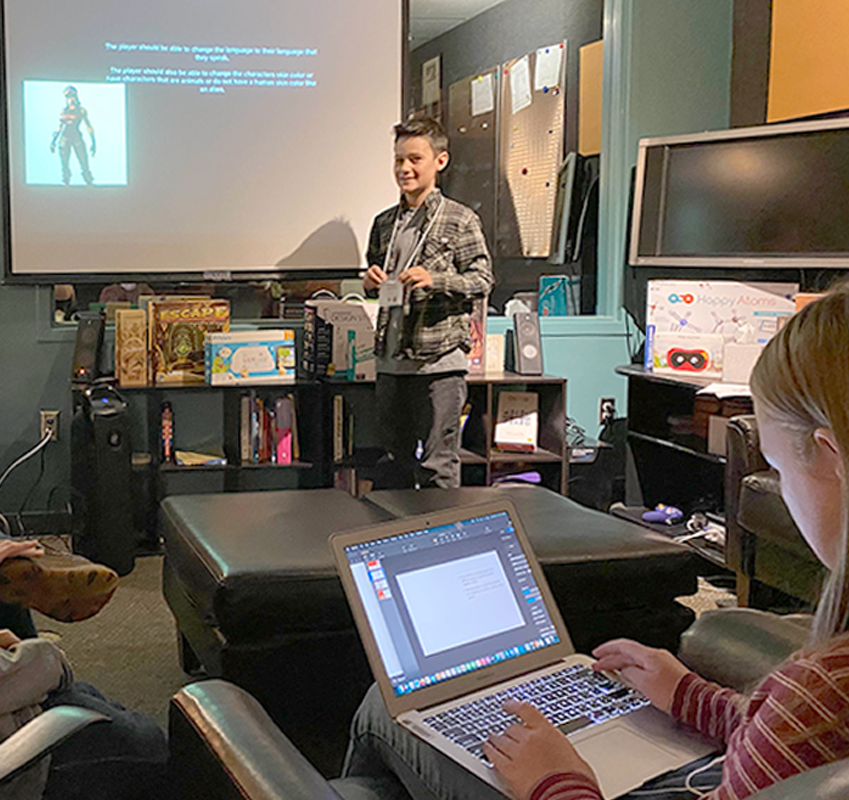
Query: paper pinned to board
[
  {"left": 510, "top": 56, "right": 532, "bottom": 115},
  {"left": 534, "top": 44, "right": 563, "bottom": 91},
  {"left": 471, "top": 73, "right": 495, "bottom": 116}
]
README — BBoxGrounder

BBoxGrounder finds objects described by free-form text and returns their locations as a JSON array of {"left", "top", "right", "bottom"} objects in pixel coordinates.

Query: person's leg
[
  {"left": 40, "top": 681, "right": 167, "bottom": 800},
  {"left": 618, "top": 754, "right": 724, "bottom": 799},
  {"left": 343, "top": 684, "right": 506, "bottom": 800},
  {"left": 375, "top": 374, "right": 428, "bottom": 490},
  {"left": 343, "top": 686, "right": 722, "bottom": 800},
  {"left": 419, "top": 373, "right": 467, "bottom": 489}
]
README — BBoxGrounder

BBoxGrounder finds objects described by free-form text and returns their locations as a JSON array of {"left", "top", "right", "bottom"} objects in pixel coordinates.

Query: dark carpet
[{"left": 33, "top": 554, "right": 190, "bottom": 730}]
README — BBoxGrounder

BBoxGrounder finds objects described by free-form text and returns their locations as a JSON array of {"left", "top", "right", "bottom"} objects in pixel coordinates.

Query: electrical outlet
[
  {"left": 40, "top": 410, "right": 60, "bottom": 441},
  {"left": 599, "top": 397, "right": 616, "bottom": 425}
]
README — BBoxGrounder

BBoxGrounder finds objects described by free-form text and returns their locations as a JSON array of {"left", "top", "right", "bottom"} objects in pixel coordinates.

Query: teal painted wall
[
  {"left": 0, "top": 287, "right": 76, "bottom": 512},
  {"left": 0, "top": 0, "right": 736, "bottom": 509}
]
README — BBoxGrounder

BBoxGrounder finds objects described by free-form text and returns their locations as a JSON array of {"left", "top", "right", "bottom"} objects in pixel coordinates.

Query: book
[
  {"left": 466, "top": 298, "right": 487, "bottom": 374},
  {"left": 287, "top": 393, "right": 300, "bottom": 461},
  {"left": 275, "top": 396, "right": 294, "bottom": 465},
  {"left": 251, "top": 396, "right": 261, "bottom": 463},
  {"left": 333, "top": 394, "right": 344, "bottom": 463},
  {"left": 174, "top": 450, "right": 227, "bottom": 466},
  {"left": 115, "top": 308, "right": 148, "bottom": 387},
  {"left": 150, "top": 299, "right": 230, "bottom": 385},
  {"left": 494, "top": 391, "right": 539, "bottom": 452},
  {"left": 240, "top": 395, "right": 251, "bottom": 464}
]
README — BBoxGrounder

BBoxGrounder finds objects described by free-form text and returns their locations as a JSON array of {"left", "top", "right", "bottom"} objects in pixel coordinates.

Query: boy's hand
[
  {"left": 484, "top": 700, "right": 597, "bottom": 800},
  {"left": 399, "top": 266, "right": 433, "bottom": 290},
  {"left": 0, "top": 630, "right": 21, "bottom": 650},
  {"left": 363, "top": 265, "right": 387, "bottom": 291},
  {"left": 591, "top": 639, "right": 691, "bottom": 713},
  {"left": 0, "top": 539, "right": 44, "bottom": 565}
]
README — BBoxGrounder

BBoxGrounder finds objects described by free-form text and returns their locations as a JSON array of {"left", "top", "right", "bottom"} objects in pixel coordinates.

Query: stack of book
[{"left": 240, "top": 394, "right": 300, "bottom": 465}]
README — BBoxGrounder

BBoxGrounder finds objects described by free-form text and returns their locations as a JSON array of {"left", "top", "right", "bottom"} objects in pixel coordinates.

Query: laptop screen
[{"left": 341, "top": 509, "right": 562, "bottom": 697}]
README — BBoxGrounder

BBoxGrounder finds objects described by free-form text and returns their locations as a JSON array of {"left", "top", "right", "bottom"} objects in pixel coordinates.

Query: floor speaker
[
  {"left": 71, "top": 312, "right": 104, "bottom": 384},
  {"left": 513, "top": 312, "right": 543, "bottom": 375},
  {"left": 71, "top": 385, "right": 136, "bottom": 576}
]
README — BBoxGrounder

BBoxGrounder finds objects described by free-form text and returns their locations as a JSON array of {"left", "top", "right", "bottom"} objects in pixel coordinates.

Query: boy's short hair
[{"left": 394, "top": 117, "right": 449, "bottom": 155}]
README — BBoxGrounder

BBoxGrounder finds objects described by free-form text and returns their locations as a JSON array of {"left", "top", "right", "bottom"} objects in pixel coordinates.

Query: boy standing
[{"left": 363, "top": 118, "right": 493, "bottom": 489}]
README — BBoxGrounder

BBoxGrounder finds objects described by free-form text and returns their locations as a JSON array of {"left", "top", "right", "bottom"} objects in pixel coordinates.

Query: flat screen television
[
  {"left": 1, "top": 0, "right": 403, "bottom": 282},
  {"left": 629, "top": 117, "right": 849, "bottom": 269}
]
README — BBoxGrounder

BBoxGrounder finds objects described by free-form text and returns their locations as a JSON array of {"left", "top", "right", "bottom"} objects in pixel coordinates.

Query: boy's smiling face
[{"left": 394, "top": 135, "right": 449, "bottom": 206}]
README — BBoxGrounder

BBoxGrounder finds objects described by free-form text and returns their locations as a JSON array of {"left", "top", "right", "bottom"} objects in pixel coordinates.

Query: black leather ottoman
[
  {"left": 365, "top": 486, "right": 701, "bottom": 654},
  {"left": 162, "top": 485, "right": 701, "bottom": 777}
]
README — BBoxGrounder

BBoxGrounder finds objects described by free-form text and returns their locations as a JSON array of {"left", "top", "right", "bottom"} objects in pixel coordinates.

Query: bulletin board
[
  {"left": 578, "top": 40, "right": 603, "bottom": 156},
  {"left": 445, "top": 66, "right": 500, "bottom": 251},
  {"left": 768, "top": 0, "right": 849, "bottom": 122},
  {"left": 497, "top": 43, "right": 567, "bottom": 259}
]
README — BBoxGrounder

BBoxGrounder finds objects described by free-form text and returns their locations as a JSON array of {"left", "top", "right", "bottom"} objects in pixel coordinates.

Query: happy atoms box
[
  {"left": 205, "top": 330, "right": 296, "bottom": 385},
  {"left": 645, "top": 280, "right": 797, "bottom": 377}
]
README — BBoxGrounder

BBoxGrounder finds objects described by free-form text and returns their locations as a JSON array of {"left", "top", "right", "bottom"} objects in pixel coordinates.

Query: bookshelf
[{"left": 120, "top": 371, "right": 568, "bottom": 508}]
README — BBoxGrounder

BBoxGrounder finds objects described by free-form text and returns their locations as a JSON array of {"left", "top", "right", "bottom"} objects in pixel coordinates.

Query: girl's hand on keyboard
[
  {"left": 484, "top": 700, "right": 598, "bottom": 800},
  {"left": 590, "top": 639, "right": 691, "bottom": 713}
]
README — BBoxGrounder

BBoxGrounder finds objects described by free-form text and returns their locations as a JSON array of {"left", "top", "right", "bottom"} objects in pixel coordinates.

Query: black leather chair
[
  {"left": 725, "top": 415, "right": 825, "bottom": 608},
  {"left": 167, "top": 609, "right": 849, "bottom": 800}
]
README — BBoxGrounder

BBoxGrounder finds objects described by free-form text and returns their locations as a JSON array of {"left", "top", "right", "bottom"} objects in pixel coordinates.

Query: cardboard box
[
  {"left": 205, "top": 330, "right": 296, "bottom": 385},
  {"left": 723, "top": 342, "right": 763, "bottom": 384},
  {"left": 115, "top": 309, "right": 148, "bottom": 388},
  {"left": 304, "top": 299, "right": 377, "bottom": 381},
  {"left": 645, "top": 280, "right": 797, "bottom": 374},
  {"left": 795, "top": 292, "right": 825, "bottom": 312},
  {"left": 150, "top": 299, "right": 230, "bottom": 385},
  {"left": 485, "top": 334, "right": 505, "bottom": 374},
  {"left": 494, "top": 391, "right": 538, "bottom": 452}
]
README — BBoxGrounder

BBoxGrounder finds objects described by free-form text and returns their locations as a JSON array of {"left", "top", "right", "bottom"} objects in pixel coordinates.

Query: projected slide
[
  {"left": 3, "top": 0, "right": 401, "bottom": 275},
  {"left": 396, "top": 552, "right": 525, "bottom": 657}
]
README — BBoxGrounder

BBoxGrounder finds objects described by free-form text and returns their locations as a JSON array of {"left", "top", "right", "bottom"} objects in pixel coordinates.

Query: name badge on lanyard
[
  {"left": 378, "top": 277, "right": 404, "bottom": 308},
  {"left": 379, "top": 197, "right": 445, "bottom": 309}
]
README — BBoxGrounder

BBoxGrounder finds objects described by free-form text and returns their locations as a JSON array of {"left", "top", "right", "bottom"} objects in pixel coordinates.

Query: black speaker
[
  {"left": 71, "top": 385, "right": 136, "bottom": 575},
  {"left": 71, "top": 312, "right": 104, "bottom": 385},
  {"left": 512, "top": 312, "right": 543, "bottom": 375}
]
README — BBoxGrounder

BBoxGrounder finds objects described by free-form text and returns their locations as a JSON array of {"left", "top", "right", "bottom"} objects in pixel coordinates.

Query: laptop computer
[{"left": 331, "top": 498, "right": 716, "bottom": 799}]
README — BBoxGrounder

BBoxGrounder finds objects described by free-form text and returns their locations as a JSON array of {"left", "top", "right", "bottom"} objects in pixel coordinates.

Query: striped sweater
[{"left": 529, "top": 635, "right": 849, "bottom": 800}]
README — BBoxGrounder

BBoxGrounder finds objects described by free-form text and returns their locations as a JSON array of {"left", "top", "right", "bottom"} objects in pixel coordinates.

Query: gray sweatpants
[{"left": 375, "top": 372, "right": 467, "bottom": 490}]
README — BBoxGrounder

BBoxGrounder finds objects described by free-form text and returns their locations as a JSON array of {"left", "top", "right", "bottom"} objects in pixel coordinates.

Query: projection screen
[{"left": 2, "top": 0, "right": 403, "bottom": 280}]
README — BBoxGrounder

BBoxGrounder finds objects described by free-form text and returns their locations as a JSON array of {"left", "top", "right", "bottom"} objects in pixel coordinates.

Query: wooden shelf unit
[{"left": 122, "top": 370, "right": 568, "bottom": 500}]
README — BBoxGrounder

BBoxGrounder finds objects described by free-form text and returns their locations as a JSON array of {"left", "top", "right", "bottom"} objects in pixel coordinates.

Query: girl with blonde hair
[{"left": 343, "top": 290, "right": 849, "bottom": 800}]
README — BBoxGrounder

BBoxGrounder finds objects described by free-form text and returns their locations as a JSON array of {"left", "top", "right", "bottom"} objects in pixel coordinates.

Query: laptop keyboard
[{"left": 422, "top": 664, "right": 650, "bottom": 762}]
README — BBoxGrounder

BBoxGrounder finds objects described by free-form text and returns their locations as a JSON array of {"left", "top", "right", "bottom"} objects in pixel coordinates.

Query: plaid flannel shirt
[{"left": 366, "top": 189, "right": 493, "bottom": 361}]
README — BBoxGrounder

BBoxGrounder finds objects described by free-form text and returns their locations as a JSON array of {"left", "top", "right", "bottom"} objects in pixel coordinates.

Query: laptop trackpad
[{"left": 573, "top": 723, "right": 680, "bottom": 799}]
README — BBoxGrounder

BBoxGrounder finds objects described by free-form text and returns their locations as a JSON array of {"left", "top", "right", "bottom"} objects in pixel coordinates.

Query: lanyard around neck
[{"left": 382, "top": 197, "right": 445, "bottom": 275}]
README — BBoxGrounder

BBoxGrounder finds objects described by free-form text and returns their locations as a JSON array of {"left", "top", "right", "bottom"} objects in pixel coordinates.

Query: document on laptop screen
[{"left": 343, "top": 510, "right": 561, "bottom": 696}]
